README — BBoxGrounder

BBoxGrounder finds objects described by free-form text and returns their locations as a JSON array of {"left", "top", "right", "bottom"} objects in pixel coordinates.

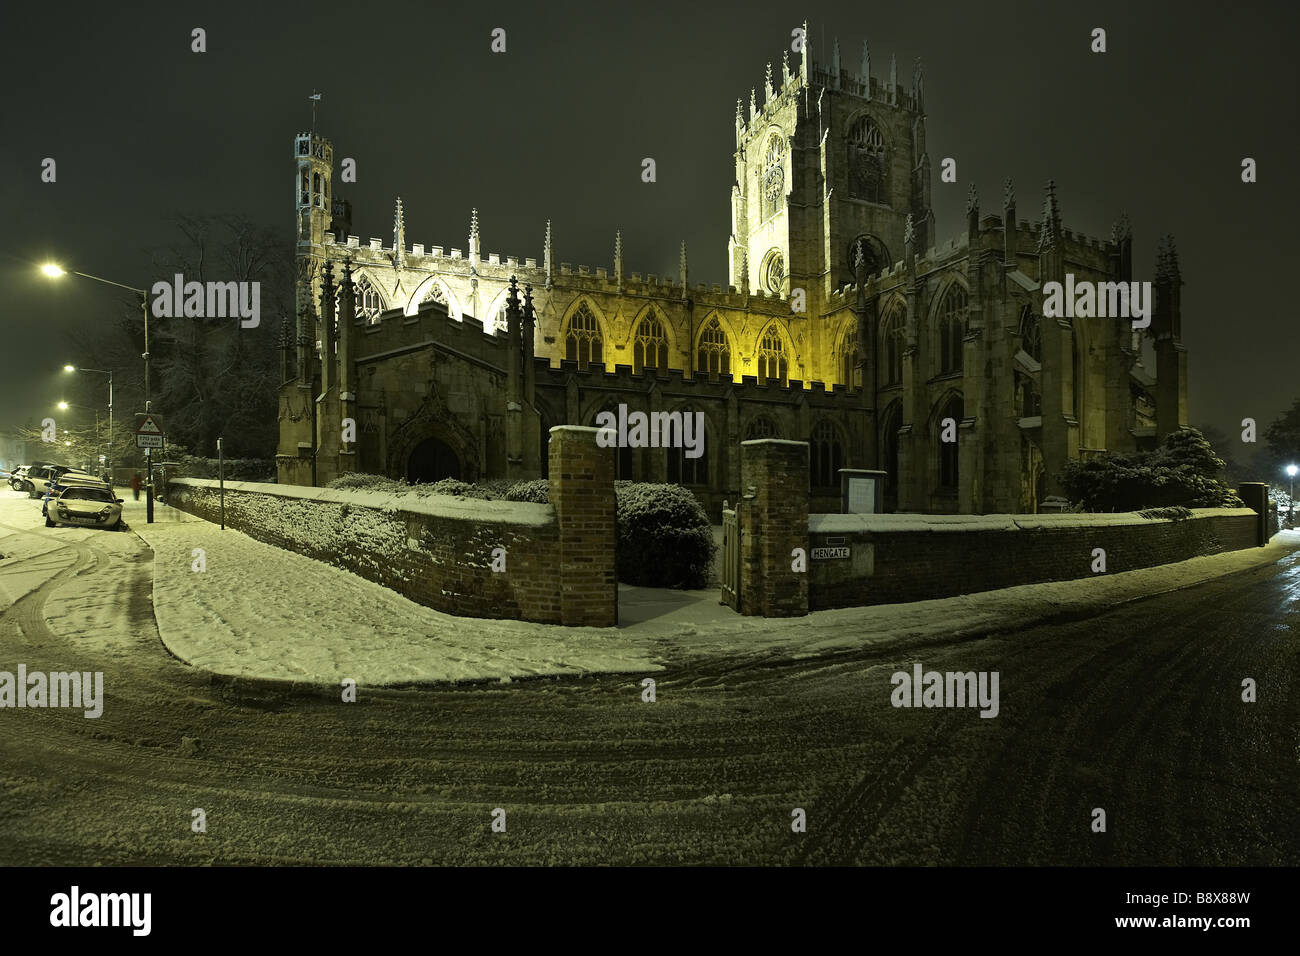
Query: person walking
[{"left": 130, "top": 471, "right": 142, "bottom": 501}]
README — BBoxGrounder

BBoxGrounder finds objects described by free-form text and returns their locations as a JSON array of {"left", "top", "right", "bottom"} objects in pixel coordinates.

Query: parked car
[
  {"left": 9, "top": 465, "right": 32, "bottom": 491},
  {"left": 26, "top": 465, "right": 92, "bottom": 499},
  {"left": 42, "top": 474, "right": 112, "bottom": 517},
  {"left": 45, "top": 485, "right": 124, "bottom": 530}
]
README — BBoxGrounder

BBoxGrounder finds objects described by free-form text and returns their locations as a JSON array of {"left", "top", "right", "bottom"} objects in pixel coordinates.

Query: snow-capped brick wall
[
  {"left": 739, "top": 440, "right": 809, "bottom": 617},
  {"left": 806, "top": 508, "right": 1261, "bottom": 610},
  {"left": 164, "top": 429, "right": 617, "bottom": 625}
]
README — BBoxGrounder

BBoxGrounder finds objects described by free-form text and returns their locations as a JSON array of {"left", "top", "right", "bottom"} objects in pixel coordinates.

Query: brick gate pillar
[
  {"left": 739, "top": 439, "right": 809, "bottom": 617},
  {"left": 549, "top": 425, "right": 617, "bottom": 626}
]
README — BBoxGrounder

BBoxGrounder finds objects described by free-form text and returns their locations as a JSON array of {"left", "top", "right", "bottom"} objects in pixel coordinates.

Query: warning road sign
[{"left": 135, "top": 414, "right": 164, "bottom": 435}]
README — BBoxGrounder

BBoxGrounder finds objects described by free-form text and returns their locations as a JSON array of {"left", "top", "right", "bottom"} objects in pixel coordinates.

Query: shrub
[
  {"left": 413, "top": 478, "right": 474, "bottom": 498},
  {"left": 1060, "top": 427, "right": 1242, "bottom": 511},
  {"left": 327, "top": 472, "right": 403, "bottom": 493},
  {"left": 1137, "top": 506, "right": 1194, "bottom": 521},
  {"left": 506, "top": 479, "right": 550, "bottom": 503},
  {"left": 614, "top": 482, "right": 716, "bottom": 589}
]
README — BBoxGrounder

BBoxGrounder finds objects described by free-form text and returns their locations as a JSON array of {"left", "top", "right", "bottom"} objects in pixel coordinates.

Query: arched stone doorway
[{"left": 407, "top": 437, "right": 461, "bottom": 484}]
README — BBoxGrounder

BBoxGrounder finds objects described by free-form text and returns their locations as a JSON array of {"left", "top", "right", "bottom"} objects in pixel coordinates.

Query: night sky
[{"left": 2, "top": 0, "right": 1296, "bottom": 451}]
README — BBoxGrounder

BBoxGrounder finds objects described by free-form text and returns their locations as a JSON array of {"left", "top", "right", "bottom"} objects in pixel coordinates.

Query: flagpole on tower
[{"left": 309, "top": 89, "right": 322, "bottom": 133}]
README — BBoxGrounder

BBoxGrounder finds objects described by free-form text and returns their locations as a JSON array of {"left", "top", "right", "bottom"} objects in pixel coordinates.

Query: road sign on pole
[{"left": 135, "top": 412, "right": 165, "bottom": 449}]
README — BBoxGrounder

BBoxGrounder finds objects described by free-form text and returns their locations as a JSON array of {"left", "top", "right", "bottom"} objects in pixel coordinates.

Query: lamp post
[
  {"left": 57, "top": 402, "right": 103, "bottom": 471},
  {"left": 43, "top": 264, "right": 155, "bottom": 522},
  {"left": 1287, "top": 464, "right": 1297, "bottom": 529},
  {"left": 62, "top": 366, "right": 112, "bottom": 481}
]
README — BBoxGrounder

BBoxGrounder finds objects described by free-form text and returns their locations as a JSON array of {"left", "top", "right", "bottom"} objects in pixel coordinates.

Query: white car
[
  {"left": 45, "top": 485, "right": 125, "bottom": 530},
  {"left": 26, "top": 466, "right": 95, "bottom": 499}
]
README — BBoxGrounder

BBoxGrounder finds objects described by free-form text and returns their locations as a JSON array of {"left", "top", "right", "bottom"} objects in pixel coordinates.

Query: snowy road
[{"left": 0, "top": 487, "right": 1296, "bottom": 864}]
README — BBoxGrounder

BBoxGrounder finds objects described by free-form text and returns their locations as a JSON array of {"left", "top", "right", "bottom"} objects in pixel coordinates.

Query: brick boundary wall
[
  {"left": 164, "top": 428, "right": 617, "bottom": 626},
  {"left": 808, "top": 508, "right": 1261, "bottom": 611},
  {"left": 738, "top": 439, "right": 810, "bottom": 617}
]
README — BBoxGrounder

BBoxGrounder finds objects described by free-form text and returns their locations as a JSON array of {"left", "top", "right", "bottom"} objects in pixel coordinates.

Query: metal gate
[{"left": 721, "top": 507, "right": 740, "bottom": 611}]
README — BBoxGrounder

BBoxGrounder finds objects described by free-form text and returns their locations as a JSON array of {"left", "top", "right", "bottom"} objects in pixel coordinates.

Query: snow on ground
[
  {"left": 114, "top": 491, "right": 1300, "bottom": 686},
  {"left": 126, "top": 497, "right": 658, "bottom": 685}
]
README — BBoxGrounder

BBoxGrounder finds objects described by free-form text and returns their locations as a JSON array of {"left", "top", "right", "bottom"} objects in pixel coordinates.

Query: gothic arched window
[
  {"left": 745, "top": 416, "right": 780, "bottom": 441},
  {"left": 939, "top": 284, "right": 967, "bottom": 374},
  {"left": 667, "top": 406, "right": 709, "bottom": 486},
  {"left": 763, "top": 135, "right": 786, "bottom": 220},
  {"left": 937, "top": 394, "right": 964, "bottom": 490},
  {"left": 596, "top": 402, "right": 633, "bottom": 479},
  {"left": 763, "top": 249, "right": 786, "bottom": 295},
  {"left": 810, "top": 419, "right": 844, "bottom": 489},
  {"left": 312, "top": 172, "right": 323, "bottom": 208},
  {"left": 565, "top": 301, "right": 603, "bottom": 370},
  {"left": 697, "top": 317, "right": 731, "bottom": 380},
  {"left": 344, "top": 274, "right": 385, "bottom": 325},
  {"left": 757, "top": 325, "right": 788, "bottom": 386},
  {"left": 881, "top": 305, "right": 904, "bottom": 385},
  {"left": 1019, "top": 305, "right": 1042, "bottom": 362},
  {"left": 840, "top": 323, "right": 861, "bottom": 388},
  {"left": 847, "top": 236, "right": 884, "bottom": 281},
  {"left": 880, "top": 401, "right": 902, "bottom": 511},
  {"left": 633, "top": 310, "right": 669, "bottom": 374},
  {"left": 847, "top": 116, "right": 887, "bottom": 204}
]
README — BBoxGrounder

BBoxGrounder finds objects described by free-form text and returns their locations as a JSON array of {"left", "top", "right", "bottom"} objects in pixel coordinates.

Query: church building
[{"left": 276, "top": 27, "right": 1187, "bottom": 516}]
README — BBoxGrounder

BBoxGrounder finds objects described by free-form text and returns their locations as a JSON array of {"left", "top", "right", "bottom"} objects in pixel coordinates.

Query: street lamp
[
  {"left": 62, "top": 365, "right": 113, "bottom": 483},
  {"left": 1287, "top": 465, "right": 1297, "bottom": 529},
  {"left": 55, "top": 402, "right": 103, "bottom": 469},
  {"left": 43, "top": 263, "right": 154, "bottom": 522}
]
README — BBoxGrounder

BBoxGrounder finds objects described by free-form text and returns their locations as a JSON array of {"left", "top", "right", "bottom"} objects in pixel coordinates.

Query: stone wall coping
[
  {"left": 548, "top": 425, "right": 601, "bottom": 438},
  {"left": 809, "top": 507, "right": 1257, "bottom": 534},
  {"left": 170, "top": 478, "right": 555, "bottom": 527},
  {"left": 740, "top": 438, "right": 810, "bottom": 447}
]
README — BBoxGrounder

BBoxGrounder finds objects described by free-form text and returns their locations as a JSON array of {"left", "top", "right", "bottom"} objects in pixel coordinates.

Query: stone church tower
[{"left": 730, "top": 32, "right": 932, "bottom": 385}]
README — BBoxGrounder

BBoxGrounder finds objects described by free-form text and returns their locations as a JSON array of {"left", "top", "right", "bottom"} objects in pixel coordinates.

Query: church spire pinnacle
[{"left": 393, "top": 197, "right": 405, "bottom": 269}]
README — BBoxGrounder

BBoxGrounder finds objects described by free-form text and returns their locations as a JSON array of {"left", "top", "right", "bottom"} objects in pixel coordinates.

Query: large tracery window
[
  {"left": 565, "top": 301, "right": 603, "bottom": 369},
  {"left": 1019, "top": 305, "right": 1042, "bottom": 362},
  {"left": 937, "top": 394, "right": 964, "bottom": 491},
  {"left": 881, "top": 305, "right": 904, "bottom": 385},
  {"left": 633, "top": 311, "right": 669, "bottom": 374},
  {"left": 667, "top": 406, "right": 709, "bottom": 486},
  {"left": 763, "top": 135, "right": 786, "bottom": 220},
  {"left": 697, "top": 317, "right": 731, "bottom": 380},
  {"left": 939, "top": 285, "right": 968, "bottom": 374},
  {"left": 810, "top": 420, "right": 844, "bottom": 489},
  {"left": 841, "top": 323, "right": 861, "bottom": 388},
  {"left": 757, "top": 325, "right": 788, "bottom": 386},
  {"left": 338, "top": 274, "right": 385, "bottom": 325},
  {"left": 847, "top": 116, "right": 887, "bottom": 204}
]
